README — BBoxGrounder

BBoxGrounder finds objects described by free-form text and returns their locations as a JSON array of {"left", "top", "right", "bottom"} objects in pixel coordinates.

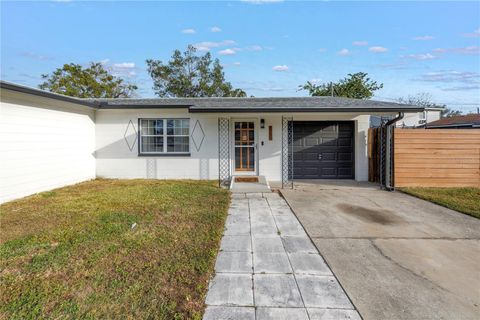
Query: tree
[
  {"left": 299, "top": 72, "right": 383, "bottom": 99},
  {"left": 39, "top": 62, "right": 137, "bottom": 98},
  {"left": 441, "top": 107, "right": 463, "bottom": 118},
  {"left": 146, "top": 45, "right": 247, "bottom": 97},
  {"left": 397, "top": 92, "right": 442, "bottom": 108},
  {"left": 397, "top": 93, "right": 462, "bottom": 118}
]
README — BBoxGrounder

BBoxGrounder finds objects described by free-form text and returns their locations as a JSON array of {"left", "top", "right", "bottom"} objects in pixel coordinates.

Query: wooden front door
[{"left": 234, "top": 121, "right": 255, "bottom": 172}]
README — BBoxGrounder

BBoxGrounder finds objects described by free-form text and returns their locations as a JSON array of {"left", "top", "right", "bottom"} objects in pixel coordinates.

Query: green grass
[
  {"left": 0, "top": 179, "right": 230, "bottom": 320},
  {"left": 400, "top": 187, "right": 480, "bottom": 219}
]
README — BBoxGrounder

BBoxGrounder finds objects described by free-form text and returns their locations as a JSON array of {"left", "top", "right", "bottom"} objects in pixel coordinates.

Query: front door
[{"left": 234, "top": 121, "right": 256, "bottom": 173}]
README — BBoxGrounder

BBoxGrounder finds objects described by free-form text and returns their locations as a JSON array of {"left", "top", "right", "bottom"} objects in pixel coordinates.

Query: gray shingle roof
[
  {"left": 91, "top": 96, "right": 423, "bottom": 112},
  {"left": 1, "top": 80, "right": 423, "bottom": 113}
]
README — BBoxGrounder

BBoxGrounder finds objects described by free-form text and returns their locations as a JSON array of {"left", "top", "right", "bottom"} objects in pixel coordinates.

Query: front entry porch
[{"left": 229, "top": 175, "right": 271, "bottom": 193}]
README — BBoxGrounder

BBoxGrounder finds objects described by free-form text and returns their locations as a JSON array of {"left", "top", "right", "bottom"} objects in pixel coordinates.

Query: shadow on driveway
[{"left": 281, "top": 180, "right": 480, "bottom": 320}]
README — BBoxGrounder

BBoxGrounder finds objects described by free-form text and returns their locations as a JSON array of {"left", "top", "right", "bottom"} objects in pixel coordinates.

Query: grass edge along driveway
[
  {"left": 400, "top": 187, "right": 480, "bottom": 219},
  {"left": 0, "top": 179, "right": 229, "bottom": 320}
]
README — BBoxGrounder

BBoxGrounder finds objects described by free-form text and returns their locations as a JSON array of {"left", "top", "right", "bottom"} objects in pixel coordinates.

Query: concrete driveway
[{"left": 281, "top": 181, "right": 480, "bottom": 320}]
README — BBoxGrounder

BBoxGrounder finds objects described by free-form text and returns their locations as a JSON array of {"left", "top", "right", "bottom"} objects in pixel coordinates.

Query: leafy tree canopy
[
  {"left": 146, "top": 45, "right": 247, "bottom": 97},
  {"left": 39, "top": 62, "right": 137, "bottom": 98},
  {"left": 299, "top": 72, "right": 383, "bottom": 99}
]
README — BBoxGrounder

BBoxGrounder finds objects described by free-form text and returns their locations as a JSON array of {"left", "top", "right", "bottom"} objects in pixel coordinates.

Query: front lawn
[
  {"left": 0, "top": 179, "right": 229, "bottom": 319},
  {"left": 400, "top": 187, "right": 480, "bottom": 219}
]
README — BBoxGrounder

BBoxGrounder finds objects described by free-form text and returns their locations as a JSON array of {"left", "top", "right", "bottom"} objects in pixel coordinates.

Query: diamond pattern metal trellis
[
  {"left": 282, "top": 116, "right": 293, "bottom": 189},
  {"left": 191, "top": 120, "right": 205, "bottom": 152},
  {"left": 218, "top": 118, "right": 231, "bottom": 188},
  {"left": 124, "top": 120, "right": 138, "bottom": 152}
]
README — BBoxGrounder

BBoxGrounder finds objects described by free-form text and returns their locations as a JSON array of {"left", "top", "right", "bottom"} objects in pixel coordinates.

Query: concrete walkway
[{"left": 204, "top": 193, "right": 360, "bottom": 320}]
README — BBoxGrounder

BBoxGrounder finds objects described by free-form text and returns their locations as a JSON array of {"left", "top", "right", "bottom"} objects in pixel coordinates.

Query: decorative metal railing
[
  {"left": 218, "top": 118, "right": 231, "bottom": 187},
  {"left": 282, "top": 116, "right": 293, "bottom": 189}
]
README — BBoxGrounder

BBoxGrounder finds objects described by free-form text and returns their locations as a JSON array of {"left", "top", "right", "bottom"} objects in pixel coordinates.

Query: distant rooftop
[
  {"left": 427, "top": 114, "right": 480, "bottom": 128},
  {"left": 1, "top": 80, "right": 424, "bottom": 113}
]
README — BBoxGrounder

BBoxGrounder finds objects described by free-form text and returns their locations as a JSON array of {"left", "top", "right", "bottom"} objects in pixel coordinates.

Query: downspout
[{"left": 384, "top": 112, "right": 404, "bottom": 191}]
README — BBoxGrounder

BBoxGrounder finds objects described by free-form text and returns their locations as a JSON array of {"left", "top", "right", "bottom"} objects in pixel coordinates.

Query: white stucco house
[
  {"left": 0, "top": 81, "right": 423, "bottom": 203},
  {"left": 371, "top": 107, "right": 443, "bottom": 128}
]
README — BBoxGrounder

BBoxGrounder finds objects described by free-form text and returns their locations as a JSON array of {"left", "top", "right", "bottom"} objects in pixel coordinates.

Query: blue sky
[{"left": 1, "top": 0, "right": 479, "bottom": 112}]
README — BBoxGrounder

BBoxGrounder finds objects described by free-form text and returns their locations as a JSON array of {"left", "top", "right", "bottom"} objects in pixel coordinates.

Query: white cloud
[
  {"left": 246, "top": 45, "right": 263, "bottom": 51},
  {"left": 241, "top": 0, "right": 283, "bottom": 4},
  {"left": 21, "top": 51, "right": 53, "bottom": 61},
  {"left": 418, "top": 71, "right": 480, "bottom": 84},
  {"left": 412, "top": 35, "right": 434, "bottom": 41},
  {"left": 318, "top": 48, "right": 327, "bottom": 52},
  {"left": 272, "top": 65, "right": 289, "bottom": 71},
  {"left": 194, "top": 40, "right": 236, "bottom": 51},
  {"left": 405, "top": 53, "right": 436, "bottom": 60},
  {"left": 101, "top": 60, "right": 137, "bottom": 78},
  {"left": 181, "top": 28, "right": 196, "bottom": 34},
  {"left": 338, "top": 49, "right": 350, "bottom": 56},
  {"left": 211, "top": 26, "right": 222, "bottom": 33},
  {"left": 352, "top": 41, "right": 368, "bottom": 46},
  {"left": 113, "top": 62, "right": 135, "bottom": 68},
  {"left": 233, "top": 62, "right": 241, "bottom": 66},
  {"left": 218, "top": 48, "right": 237, "bottom": 55},
  {"left": 442, "top": 85, "right": 480, "bottom": 91},
  {"left": 432, "top": 46, "right": 479, "bottom": 55},
  {"left": 463, "top": 28, "right": 480, "bottom": 38},
  {"left": 369, "top": 46, "right": 388, "bottom": 53}
]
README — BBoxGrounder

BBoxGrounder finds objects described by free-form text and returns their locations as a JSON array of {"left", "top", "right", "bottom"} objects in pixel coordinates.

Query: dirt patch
[{"left": 336, "top": 203, "right": 403, "bottom": 225}]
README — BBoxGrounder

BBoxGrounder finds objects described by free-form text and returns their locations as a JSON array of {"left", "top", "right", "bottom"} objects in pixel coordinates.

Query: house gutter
[{"left": 384, "top": 112, "right": 404, "bottom": 191}]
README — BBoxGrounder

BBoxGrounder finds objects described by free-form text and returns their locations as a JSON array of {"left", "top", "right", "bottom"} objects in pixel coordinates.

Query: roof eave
[
  {"left": 0, "top": 81, "right": 99, "bottom": 109},
  {"left": 188, "top": 107, "right": 425, "bottom": 113}
]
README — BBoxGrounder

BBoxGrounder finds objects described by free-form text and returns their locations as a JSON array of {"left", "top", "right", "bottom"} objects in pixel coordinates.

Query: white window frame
[{"left": 139, "top": 118, "right": 190, "bottom": 155}]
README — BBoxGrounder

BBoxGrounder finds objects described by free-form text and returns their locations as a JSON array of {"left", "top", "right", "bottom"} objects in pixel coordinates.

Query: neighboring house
[
  {"left": 370, "top": 107, "right": 443, "bottom": 128},
  {"left": 0, "top": 81, "right": 423, "bottom": 203},
  {"left": 426, "top": 114, "right": 480, "bottom": 129}
]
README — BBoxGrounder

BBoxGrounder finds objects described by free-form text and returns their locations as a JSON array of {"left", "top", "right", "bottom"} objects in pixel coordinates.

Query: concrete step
[{"left": 230, "top": 176, "right": 271, "bottom": 194}]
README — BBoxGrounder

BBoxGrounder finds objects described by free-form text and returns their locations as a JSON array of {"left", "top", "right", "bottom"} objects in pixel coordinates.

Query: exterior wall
[
  {"left": 396, "top": 110, "right": 442, "bottom": 128},
  {"left": 95, "top": 109, "right": 220, "bottom": 180},
  {"left": 0, "top": 90, "right": 96, "bottom": 203},
  {"left": 96, "top": 110, "right": 370, "bottom": 183}
]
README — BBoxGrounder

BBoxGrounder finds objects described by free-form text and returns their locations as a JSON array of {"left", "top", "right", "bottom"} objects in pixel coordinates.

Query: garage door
[{"left": 291, "top": 121, "right": 354, "bottom": 179}]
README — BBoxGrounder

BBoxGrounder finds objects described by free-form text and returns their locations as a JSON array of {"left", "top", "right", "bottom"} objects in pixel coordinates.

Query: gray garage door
[{"left": 291, "top": 121, "right": 354, "bottom": 179}]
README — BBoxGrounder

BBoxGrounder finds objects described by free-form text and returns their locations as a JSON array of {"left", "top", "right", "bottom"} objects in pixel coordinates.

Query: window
[
  {"left": 139, "top": 119, "right": 189, "bottom": 154},
  {"left": 419, "top": 111, "right": 427, "bottom": 124}
]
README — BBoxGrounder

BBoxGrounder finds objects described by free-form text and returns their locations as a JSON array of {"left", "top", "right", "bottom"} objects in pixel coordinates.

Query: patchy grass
[
  {"left": 0, "top": 179, "right": 229, "bottom": 319},
  {"left": 400, "top": 187, "right": 480, "bottom": 219}
]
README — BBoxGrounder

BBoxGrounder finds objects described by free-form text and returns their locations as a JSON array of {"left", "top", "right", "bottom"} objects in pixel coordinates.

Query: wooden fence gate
[
  {"left": 394, "top": 128, "right": 480, "bottom": 187},
  {"left": 369, "top": 128, "right": 480, "bottom": 188}
]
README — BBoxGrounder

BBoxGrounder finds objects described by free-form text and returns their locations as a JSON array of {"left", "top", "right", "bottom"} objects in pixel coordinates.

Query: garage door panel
[
  {"left": 291, "top": 121, "right": 354, "bottom": 179},
  {"left": 338, "top": 137, "right": 352, "bottom": 147},
  {"left": 338, "top": 152, "right": 353, "bottom": 161},
  {"left": 321, "top": 168, "right": 337, "bottom": 178},
  {"left": 338, "top": 167, "right": 354, "bottom": 177},
  {"left": 305, "top": 137, "right": 320, "bottom": 146}
]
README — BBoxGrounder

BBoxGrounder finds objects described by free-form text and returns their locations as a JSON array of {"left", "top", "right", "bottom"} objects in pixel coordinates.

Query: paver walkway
[{"left": 204, "top": 193, "right": 360, "bottom": 320}]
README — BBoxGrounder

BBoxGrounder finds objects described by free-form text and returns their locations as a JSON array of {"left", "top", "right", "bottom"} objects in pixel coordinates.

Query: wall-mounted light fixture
[{"left": 260, "top": 119, "right": 265, "bottom": 129}]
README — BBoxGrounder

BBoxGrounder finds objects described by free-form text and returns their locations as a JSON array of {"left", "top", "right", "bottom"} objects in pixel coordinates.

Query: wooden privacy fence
[
  {"left": 394, "top": 128, "right": 480, "bottom": 187},
  {"left": 367, "top": 128, "right": 382, "bottom": 183}
]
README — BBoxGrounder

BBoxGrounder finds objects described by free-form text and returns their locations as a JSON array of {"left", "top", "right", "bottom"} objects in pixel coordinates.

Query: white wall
[
  {"left": 95, "top": 109, "right": 220, "bottom": 180},
  {"left": 0, "top": 90, "right": 96, "bottom": 203},
  {"left": 396, "top": 110, "right": 442, "bottom": 128},
  {"left": 96, "top": 110, "right": 370, "bottom": 183}
]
